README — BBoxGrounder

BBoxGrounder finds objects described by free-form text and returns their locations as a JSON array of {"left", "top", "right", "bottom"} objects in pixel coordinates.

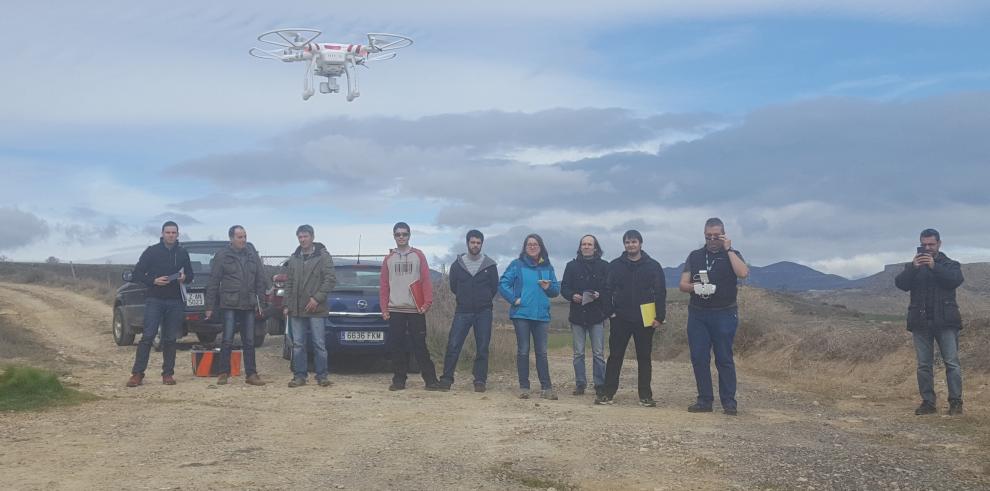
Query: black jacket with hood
[
  {"left": 894, "top": 252, "right": 964, "bottom": 331},
  {"left": 132, "top": 238, "right": 194, "bottom": 300},
  {"left": 560, "top": 255, "right": 611, "bottom": 326},
  {"left": 448, "top": 254, "right": 499, "bottom": 313},
  {"left": 606, "top": 251, "right": 666, "bottom": 325}
]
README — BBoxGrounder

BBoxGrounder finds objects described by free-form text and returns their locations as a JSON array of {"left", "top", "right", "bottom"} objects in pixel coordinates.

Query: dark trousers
[
  {"left": 687, "top": 307, "right": 738, "bottom": 409},
  {"left": 131, "top": 297, "right": 184, "bottom": 376},
  {"left": 388, "top": 312, "right": 438, "bottom": 386},
  {"left": 440, "top": 309, "right": 493, "bottom": 386},
  {"left": 219, "top": 309, "right": 257, "bottom": 376},
  {"left": 603, "top": 316, "right": 655, "bottom": 400},
  {"left": 913, "top": 323, "right": 963, "bottom": 405}
]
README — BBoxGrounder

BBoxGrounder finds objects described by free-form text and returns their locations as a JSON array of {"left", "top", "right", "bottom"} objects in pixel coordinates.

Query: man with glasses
[
  {"left": 380, "top": 222, "right": 442, "bottom": 391},
  {"left": 895, "top": 228, "right": 965, "bottom": 416},
  {"left": 678, "top": 218, "right": 748, "bottom": 415}
]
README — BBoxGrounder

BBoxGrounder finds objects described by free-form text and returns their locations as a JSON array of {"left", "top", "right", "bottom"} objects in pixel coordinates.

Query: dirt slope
[{"left": 0, "top": 282, "right": 987, "bottom": 490}]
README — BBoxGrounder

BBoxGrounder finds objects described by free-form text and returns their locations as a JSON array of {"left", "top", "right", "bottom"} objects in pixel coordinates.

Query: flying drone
[{"left": 250, "top": 28, "right": 413, "bottom": 101}]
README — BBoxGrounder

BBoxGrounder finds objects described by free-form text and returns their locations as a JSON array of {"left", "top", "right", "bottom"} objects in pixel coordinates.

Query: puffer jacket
[
  {"left": 606, "top": 251, "right": 666, "bottom": 325},
  {"left": 283, "top": 242, "right": 336, "bottom": 317},
  {"left": 894, "top": 252, "right": 964, "bottom": 331},
  {"left": 498, "top": 256, "right": 560, "bottom": 321},
  {"left": 206, "top": 242, "right": 269, "bottom": 311}
]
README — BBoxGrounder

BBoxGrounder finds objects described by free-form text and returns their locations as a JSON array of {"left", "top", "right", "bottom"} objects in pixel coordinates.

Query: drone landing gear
[{"left": 344, "top": 59, "right": 360, "bottom": 102}]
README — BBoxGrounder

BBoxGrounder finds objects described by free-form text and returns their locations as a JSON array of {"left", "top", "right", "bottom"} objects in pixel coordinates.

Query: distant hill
[{"left": 664, "top": 261, "right": 854, "bottom": 292}]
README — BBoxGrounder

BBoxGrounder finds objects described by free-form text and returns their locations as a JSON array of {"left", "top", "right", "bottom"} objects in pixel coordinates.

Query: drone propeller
[
  {"left": 366, "top": 33, "right": 413, "bottom": 53},
  {"left": 257, "top": 28, "right": 322, "bottom": 49},
  {"left": 248, "top": 47, "right": 286, "bottom": 60}
]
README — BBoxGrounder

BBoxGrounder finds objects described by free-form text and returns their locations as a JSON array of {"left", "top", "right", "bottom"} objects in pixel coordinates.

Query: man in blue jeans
[
  {"left": 895, "top": 228, "right": 965, "bottom": 416},
  {"left": 127, "top": 221, "right": 194, "bottom": 387},
  {"left": 282, "top": 224, "right": 336, "bottom": 388},
  {"left": 679, "top": 218, "right": 749, "bottom": 415},
  {"left": 439, "top": 230, "right": 499, "bottom": 392}
]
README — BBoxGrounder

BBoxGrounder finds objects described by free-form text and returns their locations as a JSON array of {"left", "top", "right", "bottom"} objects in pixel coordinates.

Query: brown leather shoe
[
  {"left": 162, "top": 375, "right": 176, "bottom": 385},
  {"left": 126, "top": 373, "right": 144, "bottom": 387},
  {"left": 245, "top": 374, "right": 266, "bottom": 386},
  {"left": 217, "top": 373, "right": 229, "bottom": 385}
]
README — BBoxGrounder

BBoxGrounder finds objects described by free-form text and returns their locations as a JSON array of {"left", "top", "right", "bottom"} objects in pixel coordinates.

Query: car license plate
[
  {"left": 341, "top": 331, "right": 384, "bottom": 342},
  {"left": 186, "top": 293, "right": 205, "bottom": 307}
]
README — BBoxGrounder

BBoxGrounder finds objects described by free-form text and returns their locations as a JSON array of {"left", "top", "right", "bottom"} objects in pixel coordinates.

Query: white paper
[{"left": 581, "top": 291, "right": 596, "bottom": 305}]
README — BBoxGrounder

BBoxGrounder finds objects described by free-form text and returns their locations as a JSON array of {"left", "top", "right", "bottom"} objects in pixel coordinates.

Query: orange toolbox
[{"left": 191, "top": 346, "right": 242, "bottom": 377}]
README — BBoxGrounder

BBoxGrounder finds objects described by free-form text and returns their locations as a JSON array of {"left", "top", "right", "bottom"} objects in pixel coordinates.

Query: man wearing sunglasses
[
  {"left": 380, "top": 222, "right": 442, "bottom": 391},
  {"left": 678, "top": 217, "right": 748, "bottom": 415}
]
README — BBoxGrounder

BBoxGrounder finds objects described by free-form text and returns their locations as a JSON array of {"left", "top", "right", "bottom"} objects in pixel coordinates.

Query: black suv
[{"left": 112, "top": 241, "right": 274, "bottom": 348}]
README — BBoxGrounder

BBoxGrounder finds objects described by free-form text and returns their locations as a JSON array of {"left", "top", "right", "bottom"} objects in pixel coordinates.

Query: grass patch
[{"left": 0, "top": 365, "right": 97, "bottom": 412}]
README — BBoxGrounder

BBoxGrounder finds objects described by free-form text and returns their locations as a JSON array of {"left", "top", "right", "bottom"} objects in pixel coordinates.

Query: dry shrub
[{"left": 961, "top": 317, "right": 990, "bottom": 372}]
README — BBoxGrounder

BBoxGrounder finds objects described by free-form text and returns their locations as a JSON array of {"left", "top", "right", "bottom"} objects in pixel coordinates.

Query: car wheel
[
  {"left": 112, "top": 307, "right": 135, "bottom": 346},
  {"left": 265, "top": 316, "right": 284, "bottom": 335},
  {"left": 196, "top": 332, "right": 217, "bottom": 344},
  {"left": 253, "top": 331, "right": 266, "bottom": 348},
  {"left": 152, "top": 331, "right": 162, "bottom": 352}
]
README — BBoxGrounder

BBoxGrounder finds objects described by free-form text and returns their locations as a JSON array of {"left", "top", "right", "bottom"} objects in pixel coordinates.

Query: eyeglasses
[
  {"left": 704, "top": 235, "right": 722, "bottom": 240},
  {"left": 394, "top": 232, "right": 410, "bottom": 237}
]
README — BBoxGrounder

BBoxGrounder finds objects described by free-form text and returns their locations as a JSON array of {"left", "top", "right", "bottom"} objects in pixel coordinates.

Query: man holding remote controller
[{"left": 679, "top": 217, "right": 749, "bottom": 415}]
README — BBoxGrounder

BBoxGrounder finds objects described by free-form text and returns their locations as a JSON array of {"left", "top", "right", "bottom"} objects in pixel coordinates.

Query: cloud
[{"left": 0, "top": 208, "right": 50, "bottom": 250}]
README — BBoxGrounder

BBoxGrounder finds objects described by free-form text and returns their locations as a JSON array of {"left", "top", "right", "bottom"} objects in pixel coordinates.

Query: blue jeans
[
  {"left": 219, "top": 309, "right": 257, "bottom": 376},
  {"left": 512, "top": 318, "right": 552, "bottom": 390},
  {"left": 913, "top": 325, "right": 963, "bottom": 404},
  {"left": 687, "top": 307, "right": 738, "bottom": 409},
  {"left": 131, "top": 297, "right": 184, "bottom": 376},
  {"left": 290, "top": 316, "right": 328, "bottom": 380},
  {"left": 571, "top": 322, "right": 605, "bottom": 390},
  {"left": 440, "top": 309, "right": 493, "bottom": 386}
]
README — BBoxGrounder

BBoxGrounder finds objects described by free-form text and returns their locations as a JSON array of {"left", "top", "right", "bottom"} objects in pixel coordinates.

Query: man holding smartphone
[
  {"left": 895, "top": 228, "right": 965, "bottom": 416},
  {"left": 678, "top": 218, "right": 748, "bottom": 415}
]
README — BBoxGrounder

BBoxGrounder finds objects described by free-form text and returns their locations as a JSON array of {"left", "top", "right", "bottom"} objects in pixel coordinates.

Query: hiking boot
[
  {"left": 540, "top": 389, "right": 558, "bottom": 400},
  {"left": 437, "top": 381, "right": 452, "bottom": 391},
  {"left": 594, "top": 394, "right": 614, "bottom": 405},
  {"left": 425, "top": 382, "right": 444, "bottom": 391},
  {"left": 162, "top": 375, "right": 176, "bottom": 385},
  {"left": 474, "top": 383, "right": 486, "bottom": 393},
  {"left": 245, "top": 374, "right": 266, "bottom": 386},
  {"left": 288, "top": 377, "right": 306, "bottom": 388},
  {"left": 723, "top": 407, "right": 738, "bottom": 416},
  {"left": 388, "top": 383, "right": 406, "bottom": 391},
  {"left": 518, "top": 390, "right": 530, "bottom": 399},
  {"left": 688, "top": 403, "right": 713, "bottom": 413},
  {"left": 639, "top": 398, "right": 657, "bottom": 407},
  {"left": 217, "top": 373, "right": 228, "bottom": 385},
  {"left": 915, "top": 402, "right": 937, "bottom": 415},
  {"left": 948, "top": 400, "right": 963, "bottom": 416},
  {"left": 572, "top": 387, "right": 586, "bottom": 396},
  {"left": 126, "top": 373, "right": 144, "bottom": 387},
  {"left": 317, "top": 378, "right": 332, "bottom": 388}
]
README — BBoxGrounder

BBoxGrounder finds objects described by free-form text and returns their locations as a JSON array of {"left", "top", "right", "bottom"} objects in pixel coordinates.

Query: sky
[{"left": 1, "top": 1, "right": 989, "bottom": 278}]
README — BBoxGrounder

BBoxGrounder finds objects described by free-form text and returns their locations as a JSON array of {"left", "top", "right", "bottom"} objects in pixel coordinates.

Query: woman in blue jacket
[{"left": 499, "top": 233, "right": 560, "bottom": 400}]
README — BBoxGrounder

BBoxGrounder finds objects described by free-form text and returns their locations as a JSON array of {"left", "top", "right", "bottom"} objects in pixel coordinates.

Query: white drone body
[{"left": 250, "top": 29, "right": 413, "bottom": 101}]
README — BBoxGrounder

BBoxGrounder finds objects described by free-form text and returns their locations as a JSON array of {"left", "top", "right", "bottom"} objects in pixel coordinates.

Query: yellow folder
[{"left": 640, "top": 303, "right": 656, "bottom": 327}]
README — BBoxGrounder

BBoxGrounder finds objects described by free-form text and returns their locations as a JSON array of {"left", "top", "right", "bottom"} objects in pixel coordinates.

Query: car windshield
[{"left": 334, "top": 267, "right": 380, "bottom": 289}]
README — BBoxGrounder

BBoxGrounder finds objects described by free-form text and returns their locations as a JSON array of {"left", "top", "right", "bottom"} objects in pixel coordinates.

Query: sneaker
[
  {"left": 245, "top": 374, "right": 266, "bottom": 386},
  {"left": 639, "top": 398, "right": 657, "bottom": 407},
  {"left": 540, "top": 389, "right": 558, "bottom": 400},
  {"left": 572, "top": 387, "right": 586, "bottom": 396},
  {"left": 388, "top": 383, "right": 406, "bottom": 391},
  {"left": 519, "top": 390, "right": 530, "bottom": 399},
  {"left": 425, "top": 382, "right": 444, "bottom": 391},
  {"left": 948, "top": 400, "right": 963, "bottom": 416},
  {"left": 688, "top": 403, "right": 713, "bottom": 413},
  {"left": 317, "top": 378, "right": 332, "bottom": 388},
  {"left": 474, "top": 383, "right": 486, "bottom": 393},
  {"left": 288, "top": 377, "right": 306, "bottom": 388},
  {"left": 594, "top": 394, "right": 614, "bottom": 405},
  {"left": 162, "top": 375, "right": 176, "bottom": 385},
  {"left": 436, "top": 381, "right": 452, "bottom": 392},
  {"left": 126, "top": 373, "right": 144, "bottom": 387},
  {"left": 723, "top": 407, "right": 738, "bottom": 416},
  {"left": 217, "top": 373, "right": 229, "bottom": 385},
  {"left": 914, "top": 402, "right": 937, "bottom": 415}
]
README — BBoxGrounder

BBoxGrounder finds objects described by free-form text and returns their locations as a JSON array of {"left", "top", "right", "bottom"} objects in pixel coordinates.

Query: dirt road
[{"left": 0, "top": 282, "right": 987, "bottom": 490}]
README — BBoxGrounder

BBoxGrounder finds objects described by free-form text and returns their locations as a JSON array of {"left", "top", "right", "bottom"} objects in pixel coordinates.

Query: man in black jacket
[
  {"left": 439, "top": 230, "right": 499, "bottom": 392},
  {"left": 560, "top": 234, "right": 610, "bottom": 397},
  {"left": 599, "top": 230, "right": 666, "bottom": 407},
  {"left": 894, "top": 228, "right": 965, "bottom": 416},
  {"left": 127, "top": 221, "right": 194, "bottom": 387}
]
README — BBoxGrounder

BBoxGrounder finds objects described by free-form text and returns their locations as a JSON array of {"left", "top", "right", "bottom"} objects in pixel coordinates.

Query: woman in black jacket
[{"left": 559, "top": 235, "right": 610, "bottom": 396}]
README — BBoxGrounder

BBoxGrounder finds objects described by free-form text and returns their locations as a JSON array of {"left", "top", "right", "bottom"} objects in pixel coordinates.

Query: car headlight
[{"left": 276, "top": 289, "right": 285, "bottom": 296}]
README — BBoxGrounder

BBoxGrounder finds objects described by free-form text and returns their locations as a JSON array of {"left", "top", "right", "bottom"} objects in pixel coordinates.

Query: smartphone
[{"left": 916, "top": 246, "right": 927, "bottom": 256}]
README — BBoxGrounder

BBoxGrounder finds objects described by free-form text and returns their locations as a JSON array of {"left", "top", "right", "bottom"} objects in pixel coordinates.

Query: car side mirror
[{"left": 122, "top": 271, "right": 133, "bottom": 282}]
